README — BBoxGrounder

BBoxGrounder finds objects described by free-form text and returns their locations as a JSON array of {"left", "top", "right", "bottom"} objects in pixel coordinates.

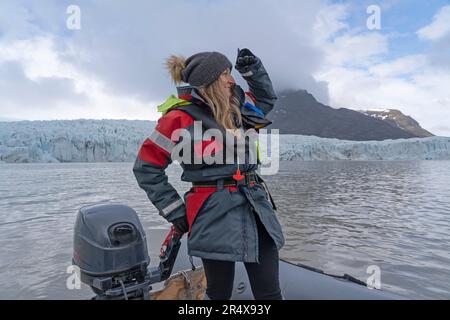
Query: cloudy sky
[{"left": 1, "top": 0, "right": 449, "bottom": 136}]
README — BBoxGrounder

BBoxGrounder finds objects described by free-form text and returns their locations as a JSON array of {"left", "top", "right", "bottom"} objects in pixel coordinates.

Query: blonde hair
[
  {"left": 165, "top": 54, "right": 242, "bottom": 130},
  {"left": 165, "top": 55, "right": 186, "bottom": 85}
]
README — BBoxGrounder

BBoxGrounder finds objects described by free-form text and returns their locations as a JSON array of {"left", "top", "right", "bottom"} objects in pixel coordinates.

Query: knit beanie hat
[{"left": 180, "top": 52, "right": 232, "bottom": 87}]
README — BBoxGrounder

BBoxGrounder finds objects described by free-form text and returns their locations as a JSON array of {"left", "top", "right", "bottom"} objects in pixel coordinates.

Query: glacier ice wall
[
  {"left": 1, "top": 120, "right": 449, "bottom": 163},
  {"left": 279, "top": 135, "right": 450, "bottom": 160},
  {"left": 0, "top": 120, "right": 155, "bottom": 163}
]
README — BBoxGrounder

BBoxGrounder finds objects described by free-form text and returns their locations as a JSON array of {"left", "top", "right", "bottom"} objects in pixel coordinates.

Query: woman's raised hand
[{"left": 235, "top": 48, "right": 260, "bottom": 74}]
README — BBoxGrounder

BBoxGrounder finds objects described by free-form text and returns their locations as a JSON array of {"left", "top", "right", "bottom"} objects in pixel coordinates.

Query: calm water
[{"left": 0, "top": 161, "right": 449, "bottom": 299}]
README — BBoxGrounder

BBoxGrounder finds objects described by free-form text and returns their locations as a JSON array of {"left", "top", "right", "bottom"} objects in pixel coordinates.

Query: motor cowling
[{"left": 72, "top": 203, "right": 150, "bottom": 296}]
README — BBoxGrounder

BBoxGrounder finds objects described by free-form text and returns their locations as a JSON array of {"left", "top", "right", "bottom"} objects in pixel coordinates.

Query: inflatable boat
[{"left": 72, "top": 203, "right": 404, "bottom": 300}]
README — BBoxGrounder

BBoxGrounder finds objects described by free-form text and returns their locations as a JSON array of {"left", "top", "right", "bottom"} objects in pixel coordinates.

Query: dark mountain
[{"left": 268, "top": 89, "right": 416, "bottom": 141}]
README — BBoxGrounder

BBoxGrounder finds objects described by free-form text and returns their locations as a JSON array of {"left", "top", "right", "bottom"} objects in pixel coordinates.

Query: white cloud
[
  {"left": 417, "top": 5, "right": 450, "bottom": 41},
  {"left": 0, "top": 36, "right": 159, "bottom": 121},
  {"left": 324, "top": 32, "right": 389, "bottom": 67},
  {"left": 313, "top": 4, "right": 450, "bottom": 137},
  {"left": 368, "top": 54, "right": 427, "bottom": 77},
  {"left": 313, "top": 3, "right": 349, "bottom": 42},
  {"left": 0, "top": 37, "right": 79, "bottom": 84}
]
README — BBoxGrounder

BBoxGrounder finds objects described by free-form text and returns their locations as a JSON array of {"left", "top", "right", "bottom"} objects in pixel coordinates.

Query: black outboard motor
[{"left": 72, "top": 203, "right": 181, "bottom": 300}]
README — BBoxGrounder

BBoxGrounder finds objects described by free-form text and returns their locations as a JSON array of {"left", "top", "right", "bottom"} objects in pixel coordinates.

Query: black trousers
[{"left": 201, "top": 213, "right": 282, "bottom": 300}]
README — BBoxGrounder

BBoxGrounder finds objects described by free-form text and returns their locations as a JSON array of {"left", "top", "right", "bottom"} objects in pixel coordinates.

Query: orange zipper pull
[
  {"left": 233, "top": 167, "right": 244, "bottom": 181},
  {"left": 234, "top": 153, "right": 244, "bottom": 181}
]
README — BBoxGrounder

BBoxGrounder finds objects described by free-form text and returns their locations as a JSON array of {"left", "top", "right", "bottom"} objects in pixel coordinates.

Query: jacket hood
[
  {"left": 157, "top": 95, "right": 191, "bottom": 114},
  {"left": 157, "top": 86, "right": 207, "bottom": 114}
]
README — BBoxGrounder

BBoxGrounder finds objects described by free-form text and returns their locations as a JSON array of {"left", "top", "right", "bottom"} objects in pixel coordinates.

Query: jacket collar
[
  {"left": 176, "top": 85, "right": 207, "bottom": 106},
  {"left": 177, "top": 84, "right": 247, "bottom": 105}
]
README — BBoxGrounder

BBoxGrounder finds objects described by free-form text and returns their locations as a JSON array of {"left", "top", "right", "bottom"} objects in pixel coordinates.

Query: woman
[{"left": 133, "top": 49, "right": 285, "bottom": 300}]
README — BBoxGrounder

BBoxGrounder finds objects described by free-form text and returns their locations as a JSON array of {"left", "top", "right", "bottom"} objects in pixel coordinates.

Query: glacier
[
  {"left": 279, "top": 135, "right": 450, "bottom": 161},
  {"left": 0, "top": 120, "right": 155, "bottom": 163},
  {"left": 1, "top": 120, "right": 450, "bottom": 163}
]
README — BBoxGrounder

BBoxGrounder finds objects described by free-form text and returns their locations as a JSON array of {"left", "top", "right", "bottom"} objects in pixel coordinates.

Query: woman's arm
[
  {"left": 133, "top": 110, "right": 193, "bottom": 224},
  {"left": 235, "top": 48, "right": 278, "bottom": 116}
]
